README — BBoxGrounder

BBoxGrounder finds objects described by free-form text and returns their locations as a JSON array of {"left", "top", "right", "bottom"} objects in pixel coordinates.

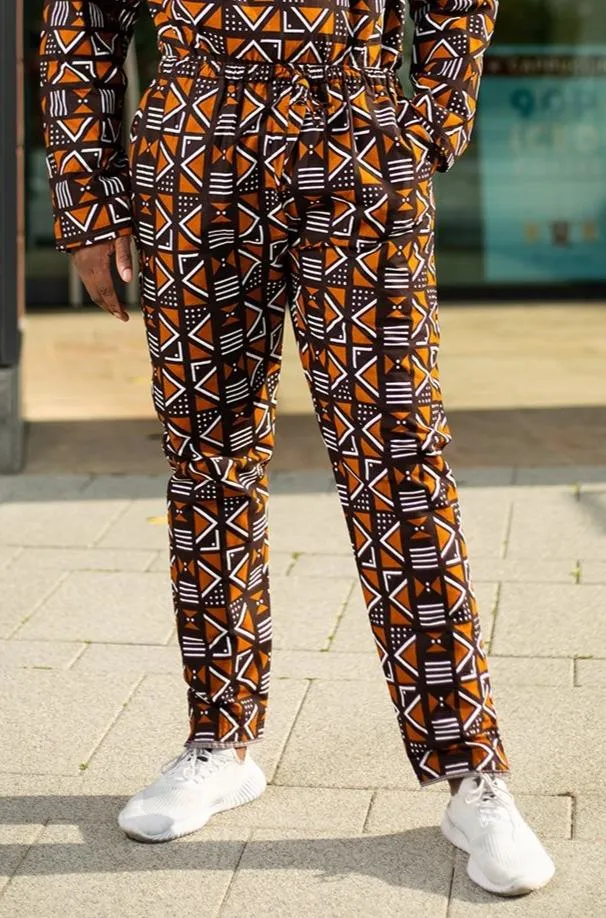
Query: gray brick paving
[
  {"left": 0, "top": 639, "right": 84, "bottom": 669},
  {"left": 575, "top": 658, "right": 606, "bottom": 685},
  {"left": 0, "top": 671, "right": 139, "bottom": 776},
  {"left": 0, "top": 824, "right": 248, "bottom": 918},
  {"left": 8, "top": 546, "right": 156, "bottom": 573},
  {"left": 578, "top": 560, "right": 606, "bottom": 583},
  {"left": 14, "top": 570, "right": 174, "bottom": 645},
  {"left": 491, "top": 583, "right": 606, "bottom": 657},
  {"left": 269, "top": 575, "right": 354, "bottom": 650},
  {"left": 0, "top": 568, "right": 66, "bottom": 639},
  {"left": 506, "top": 490, "right": 606, "bottom": 559},
  {"left": 449, "top": 842, "right": 606, "bottom": 916},
  {"left": 0, "top": 469, "right": 604, "bottom": 913},
  {"left": 0, "top": 497, "right": 129, "bottom": 548},
  {"left": 220, "top": 828, "right": 454, "bottom": 918}
]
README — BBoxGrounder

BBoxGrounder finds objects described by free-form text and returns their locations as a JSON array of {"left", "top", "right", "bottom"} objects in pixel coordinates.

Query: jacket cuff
[{"left": 51, "top": 185, "right": 135, "bottom": 253}]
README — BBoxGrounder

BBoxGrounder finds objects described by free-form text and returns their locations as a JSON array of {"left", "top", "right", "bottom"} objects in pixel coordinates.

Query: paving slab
[
  {"left": 95, "top": 498, "right": 169, "bottom": 550},
  {"left": 454, "top": 467, "right": 516, "bottom": 486},
  {"left": 491, "top": 583, "right": 606, "bottom": 657},
  {"left": 0, "top": 670, "right": 139, "bottom": 776},
  {"left": 468, "top": 557, "right": 578, "bottom": 584},
  {"left": 270, "top": 575, "right": 354, "bottom": 651},
  {"left": 494, "top": 687, "right": 605, "bottom": 796},
  {"left": 269, "top": 493, "right": 351, "bottom": 554},
  {"left": 487, "top": 656, "right": 573, "bottom": 687},
  {"left": 269, "top": 652, "right": 572, "bottom": 687},
  {"left": 0, "top": 824, "right": 248, "bottom": 918},
  {"left": 215, "top": 786, "right": 372, "bottom": 833},
  {"left": 14, "top": 571, "right": 174, "bottom": 645},
  {"left": 330, "top": 583, "right": 498, "bottom": 654},
  {"left": 0, "top": 474, "right": 91, "bottom": 502},
  {"left": 268, "top": 551, "right": 294, "bottom": 577},
  {"left": 575, "top": 795, "right": 606, "bottom": 841},
  {"left": 0, "top": 639, "right": 83, "bottom": 670},
  {"left": 274, "top": 681, "right": 603, "bottom": 797},
  {"left": 575, "top": 658, "right": 606, "bottom": 685},
  {"left": 272, "top": 649, "right": 382, "bottom": 682},
  {"left": 269, "top": 470, "right": 335, "bottom": 494},
  {"left": 81, "top": 674, "right": 310, "bottom": 790},
  {"left": 0, "top": 547, "right": 21, "bottom": 570},
  {"left": 274, "top": 679, "right": 420, "bottom": 791},
  {"left": 220, "top": 828, "right": 454, "bottom": 918},
  {"left": 506, "top": 491, "right": 606, "bottom": 559},
  {"left": 0, "top": 498, "right": 129, "bottom": 548},
  {"left": 579, "top": 561, "right": 606, "bottom": 584},
  {"left": 449, "top": 841, "right": 606, "bottom": 916},
  {"left": 454, "top": 487, "right": 513, "bottom": 558},
  {"left": 8, "top": 547, "right": 156, "bottom": 573},
  {"left": 0, "top": 824, "right": 45, "bottom": 896},
  {"left": 364, "top": 790, "right": 571, "bottom": 839},
  {"left": 79, "top": 475, "right": 167, "bottom": 500},
  {"left": 0, "top": 569, "right": 66, "bottom": 639},
  {"left": 0, "top": 774, "right": 124, "bottom": 823},
  {"left": 71, "top": 643, "right": 180, "bottom": 674},
  {"left": 515, "top": 466, "right": 606, "bottom": 486},
  {"left": 288, "top": 552, "right": 358, "bottom": 579}
]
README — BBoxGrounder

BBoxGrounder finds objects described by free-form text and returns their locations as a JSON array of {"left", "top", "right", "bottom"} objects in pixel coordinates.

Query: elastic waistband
[{"left": 158, "top": 50, "right": 397, "bottom": 84}]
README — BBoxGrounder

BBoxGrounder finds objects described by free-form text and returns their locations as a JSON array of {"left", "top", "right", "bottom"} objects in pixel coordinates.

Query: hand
[{"left": 71, "top": 236, "right": 134, "bottom": 322}]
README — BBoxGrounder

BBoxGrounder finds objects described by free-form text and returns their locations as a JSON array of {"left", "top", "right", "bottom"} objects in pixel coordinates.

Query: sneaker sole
[
  {"left": 440, "top": 811, "right": 556, "bottom": 897},
  {"left": 119, "top": 763, "right": 267, "bottom": 844}
]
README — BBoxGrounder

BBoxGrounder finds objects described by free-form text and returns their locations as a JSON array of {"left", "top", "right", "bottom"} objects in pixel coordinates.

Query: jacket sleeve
[
  {"left": 408, "top": 0, "right": 499, "bottom": 172},
  {"left": 40, "top": 0, "right": 142, "bottom": 253}
]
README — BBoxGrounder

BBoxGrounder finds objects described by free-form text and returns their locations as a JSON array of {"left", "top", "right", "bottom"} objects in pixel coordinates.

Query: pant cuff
[
  {"left": 184, "top": 737, "right": 263, "bottom": 751},
  {"left": 419, "top": 767, "right": 512, "bottom": 789}
]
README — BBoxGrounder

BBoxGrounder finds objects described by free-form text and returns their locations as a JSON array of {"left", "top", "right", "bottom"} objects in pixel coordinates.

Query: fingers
[
  {"left": 115, "top": 235, "right": 134, "bottom": 284},
  {"left": 71, "top": 240, "right": 130, "bottom": 322}
]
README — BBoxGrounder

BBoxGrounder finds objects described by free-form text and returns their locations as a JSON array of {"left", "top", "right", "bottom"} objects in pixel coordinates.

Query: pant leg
[
  {"left": 284, "top": 74, "right": 510, "bottom": 786},
  {"left": 131, "top": 71, "right": 289, "bottom": 747}
]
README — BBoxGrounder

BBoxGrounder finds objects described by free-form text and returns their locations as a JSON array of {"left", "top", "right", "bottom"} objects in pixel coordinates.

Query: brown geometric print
[{"left": 40, "top": 1, "right": 509, "bottom": 786}]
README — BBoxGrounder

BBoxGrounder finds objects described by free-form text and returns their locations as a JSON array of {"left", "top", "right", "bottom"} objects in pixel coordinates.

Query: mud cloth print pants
[{"left": 129, "top": 52, "right": 510, "bottom": 787}]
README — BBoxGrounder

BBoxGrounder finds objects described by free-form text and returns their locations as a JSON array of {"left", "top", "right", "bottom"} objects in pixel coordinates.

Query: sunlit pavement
[{"left": 0, "top": 303, "right": 604, "bottom": 915}]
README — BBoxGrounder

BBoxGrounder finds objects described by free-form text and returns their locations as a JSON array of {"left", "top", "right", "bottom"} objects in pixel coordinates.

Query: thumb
[{"left": 115, "top": 235, "right": 134, "bottom": 284}]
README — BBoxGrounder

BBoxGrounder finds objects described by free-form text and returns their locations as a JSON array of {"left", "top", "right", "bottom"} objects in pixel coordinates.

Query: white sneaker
[
  {"left": 440, "top": 773, "right": 556, "bottom": 896},
  {"left": 118, "top": 746, "right": 266, "bottom": 843}
]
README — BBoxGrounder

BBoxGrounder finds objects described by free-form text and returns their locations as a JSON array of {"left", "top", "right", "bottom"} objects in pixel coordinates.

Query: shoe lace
[
  {"left": 160, "top": 747, "right": 221, "bottom": 783},
  {"left": 464, "top": 773, "right": 516, "bottom": 828}
]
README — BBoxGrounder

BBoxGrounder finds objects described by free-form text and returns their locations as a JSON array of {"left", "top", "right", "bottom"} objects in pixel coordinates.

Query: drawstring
[{"left": 272, "top": 62, "right": 327, "bottom": 192}]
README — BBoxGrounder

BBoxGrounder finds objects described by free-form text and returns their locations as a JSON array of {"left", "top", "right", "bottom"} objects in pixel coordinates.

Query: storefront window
[{"left": 434, "top": 0, "right": 606, "bottom": 295}]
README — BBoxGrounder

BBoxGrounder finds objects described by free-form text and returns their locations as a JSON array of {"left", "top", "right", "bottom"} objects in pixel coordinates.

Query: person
[{"left": 40, "top": 0, "right": 555, "bottom": 897}]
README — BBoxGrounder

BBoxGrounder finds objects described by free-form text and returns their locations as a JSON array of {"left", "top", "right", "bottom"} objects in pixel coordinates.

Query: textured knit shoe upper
[
  {"left": 443, "top": 773, "right": 555, "bottom": 895},
  {"left": 118, "top": 746, "right": 266, "bottom": 842}
]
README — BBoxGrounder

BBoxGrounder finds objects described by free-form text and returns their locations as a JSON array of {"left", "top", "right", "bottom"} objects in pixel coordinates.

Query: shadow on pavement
[
  {"left": 21, "top": 405, "right": 606, "bottom": 479},
  {"left": 0, "top": 795, "right": 488, "bottom": 900}
]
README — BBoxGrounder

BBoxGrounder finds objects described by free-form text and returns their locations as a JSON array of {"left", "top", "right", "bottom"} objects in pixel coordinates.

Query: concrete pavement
[
  {"left": 0, "top": 302, "right": 605, "bottom": 915},
  {"left": 0, "top": 466, "right": 605, "bottom": 916}
]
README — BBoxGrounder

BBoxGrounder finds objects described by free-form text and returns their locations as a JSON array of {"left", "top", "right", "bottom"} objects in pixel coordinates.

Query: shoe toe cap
[
  {"left": 118, "top": 809, "right": 175, "bottom": 841},
  {"left": 474, "top": 834, "right": 555, "bottom": 890}
]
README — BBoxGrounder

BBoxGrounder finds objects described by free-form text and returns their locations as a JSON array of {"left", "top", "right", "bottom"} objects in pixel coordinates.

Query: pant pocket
[{"left": 384, "top": 81, "right": 440, "bottom": 180}]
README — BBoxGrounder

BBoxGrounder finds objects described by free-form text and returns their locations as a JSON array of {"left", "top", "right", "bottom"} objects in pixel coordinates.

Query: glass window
[{"left": 431, "top": 0, "right": 606, "bottom": 295}]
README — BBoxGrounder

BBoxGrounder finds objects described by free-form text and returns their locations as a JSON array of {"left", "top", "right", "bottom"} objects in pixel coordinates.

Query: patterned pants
[{"left": 130, "top": 53, "right": 510, "bottom": 787}]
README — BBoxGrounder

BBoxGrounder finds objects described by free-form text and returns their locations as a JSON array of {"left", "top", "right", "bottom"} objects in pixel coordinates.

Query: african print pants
[{"left": 130, "top": 52, "right": 510, "bottom": 787}]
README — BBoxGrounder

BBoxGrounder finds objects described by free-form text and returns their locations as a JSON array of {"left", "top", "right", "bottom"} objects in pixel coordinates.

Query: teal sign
[{"left": 478, "top": 46, "right": 606, "bottom": 282}]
